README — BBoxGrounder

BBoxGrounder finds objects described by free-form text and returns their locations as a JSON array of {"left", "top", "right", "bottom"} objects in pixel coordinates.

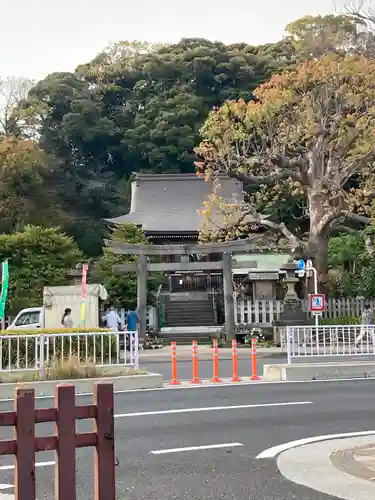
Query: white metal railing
[
  {"left": 286, "top": 325, "right": 375, "bottom": 364},
  {"left": 0, "top": 331, "right": 139, "bottom": 375}
]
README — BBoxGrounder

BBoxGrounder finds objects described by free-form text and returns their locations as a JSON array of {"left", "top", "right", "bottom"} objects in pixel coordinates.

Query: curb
[
  {"left": 263, "top": 362, "right": 375, "bottom": 382},
  {"left": 277, "top": 436, "right": 375, "bottom": 500},
  {"left": 0, "top": 373, "right": 163, "bottom": 398},
  {"left": 140, "top": 351, "right": 285, "bottom": 363}
]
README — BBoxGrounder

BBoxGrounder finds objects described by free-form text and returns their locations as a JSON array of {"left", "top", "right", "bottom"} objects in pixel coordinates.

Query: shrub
[
  {"left": 321, "top": 316, "right": 360, "bottom": 325},
  {"left": 0, "top": 226, "right": 82, "bottom": 314},
  {"left": 2, "top": 328, "right": 111, "bottom": 335},
  {"left": 45, "top": 355, "right": 98, "bottom": 380}
]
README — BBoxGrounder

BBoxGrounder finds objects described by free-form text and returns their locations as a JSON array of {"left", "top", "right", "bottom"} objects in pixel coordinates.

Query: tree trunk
[
  {"left": 308, "top": 234, "right": 329, "bottom": 294},
  {"left": 308, "top": 187, "right": 330, "bottom": 294}
]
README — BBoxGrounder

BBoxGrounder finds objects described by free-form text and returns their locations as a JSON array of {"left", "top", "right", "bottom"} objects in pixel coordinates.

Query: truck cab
[{"left": 8, "top": 307, "right": 44, "bottom": 330}]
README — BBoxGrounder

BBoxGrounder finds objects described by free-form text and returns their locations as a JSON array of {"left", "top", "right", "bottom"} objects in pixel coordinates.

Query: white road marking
[
  {"left": 0, "top": 376, "right": 373, "bottom": 402},
  {"left": 0, "top": 460, "right": 55, "bottom": 472},
  {"left": 114, "top": 401, "right": 313, "bottom": 418},
  {"left": 150, "top": 442, "right": 243, "bottom": 455},
  {"left": 256, "top": 430, "right": 375, "bottom": 459}
]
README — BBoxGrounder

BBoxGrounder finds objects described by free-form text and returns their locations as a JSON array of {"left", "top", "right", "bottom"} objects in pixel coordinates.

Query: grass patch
[{"left": 0, "top": 355, "right": 147, "bottom": 383}]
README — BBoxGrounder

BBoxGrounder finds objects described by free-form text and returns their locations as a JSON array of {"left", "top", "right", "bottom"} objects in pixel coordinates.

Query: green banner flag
[{"left": 0, "top": 260, "right": 9, "bottom": 320}]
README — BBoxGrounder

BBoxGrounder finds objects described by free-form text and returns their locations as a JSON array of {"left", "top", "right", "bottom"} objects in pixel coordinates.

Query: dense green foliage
[
  {"left": 0, "top": 226, "right": 81, "bottom": 313},
  {"left": 3, "top": 11, "right": 375, "bottom": 306},
  {"left": 12, "top": 38, "right": 295, "bottom": 255}
]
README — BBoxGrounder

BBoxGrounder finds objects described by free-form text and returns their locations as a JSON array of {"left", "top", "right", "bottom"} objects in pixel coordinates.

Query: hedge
[
  {"left": 1, "top": 328, "right": 111, "bottom": 335},
  {"left": 0, "top": 329, "right": 122, "bottom": 369},
  {"left": 321, "top": 317, "right": 360, "bottom": 325}
]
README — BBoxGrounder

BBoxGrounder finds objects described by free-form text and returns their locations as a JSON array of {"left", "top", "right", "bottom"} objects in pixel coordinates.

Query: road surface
[
  {"left": 1, "top": 378, "right": 375, "bottom": 498},
  {"left": 140, "top": 356, "right": 283, "bottom": 380},
  {"left": 140, "top": 355, "right": 375, "bottom": 381}
]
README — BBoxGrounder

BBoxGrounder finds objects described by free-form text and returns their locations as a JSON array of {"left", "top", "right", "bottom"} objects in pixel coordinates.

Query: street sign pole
[
  {"left": 305, "top": 262, "right": 319, "bottom": 327},
  {"left": 309, "top": 292, "right": 325, "bottom": 328},
  {"left": 297, "top": 260, "right": 323, "bottom": 327}
]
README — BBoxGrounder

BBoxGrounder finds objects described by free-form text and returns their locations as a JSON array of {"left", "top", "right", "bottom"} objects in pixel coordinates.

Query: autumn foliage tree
[
  {"left": 195, "top": 55, "right": 375, "bottom": 288},
  {"left": 0, "top": 137, "right": 64, "bottom": 232}
]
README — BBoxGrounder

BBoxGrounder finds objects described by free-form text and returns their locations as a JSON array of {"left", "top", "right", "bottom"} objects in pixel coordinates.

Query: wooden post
[
  {"left": 14, "top": 388, "right": 36, "bottom": 500},
  {"left": 137, "top": 251, "right": 148, "bottom": 340},
  {"left": 223, "top": 252, "right": 235, "bottom": 341},
  {"left": 55, "top": 385, "right": 77, "bottom": 500},
  {"left": 93, "top": 382, "right": 116, "bottom": 500}
]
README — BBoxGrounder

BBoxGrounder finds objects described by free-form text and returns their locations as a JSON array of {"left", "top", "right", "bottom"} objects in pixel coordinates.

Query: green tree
[
  {"left": 18, "top": 72, "right": 122, "bottom": 256},
  {"left": 285, "top": 14, "right": 359, "bottom": 59},
  {"left": 328, "top": 234, "right": 368, "bottom": 273},
  {"left": 0, "top": 226, "right": 81, "bottom": 314},
  {"left": 91, "top": 224, "right": 162, "bottom": 309},
  {"left": 23, "top": 39, "right": 286, "bottom": 176},
  {"left": 0, "top": 137, "right": 65, "bottom": 233},
  {"left": 196, "top": 55, "right": 375, "bottom": 289},
  {"left": 16, "top": 40, "right": 293, "bottom": 255}
]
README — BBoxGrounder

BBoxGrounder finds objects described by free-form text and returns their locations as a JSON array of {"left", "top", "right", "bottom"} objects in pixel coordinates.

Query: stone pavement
[
  {"left": 277, "top": 436, "right": 375, "bottom": 500},
  {"left": 331, "top": 441, "right": 375, "bottom": 482}
]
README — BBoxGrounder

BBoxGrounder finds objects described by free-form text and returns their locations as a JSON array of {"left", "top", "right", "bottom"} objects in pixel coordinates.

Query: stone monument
[{"left": 273, "top": 261, "right": 312, "bottom": 345}]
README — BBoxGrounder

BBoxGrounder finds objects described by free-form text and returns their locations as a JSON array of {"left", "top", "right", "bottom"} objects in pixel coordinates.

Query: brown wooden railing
[{"left": 0, "top": 382, "right": 115, "bottom": 500}]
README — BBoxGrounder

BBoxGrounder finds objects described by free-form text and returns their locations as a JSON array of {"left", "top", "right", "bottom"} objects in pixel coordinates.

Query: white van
[
  {"left": 7, "top": 284, "right": 108, "bottom": 330},
  {"left": 8, "top": 307, "right": 44, "bottom": 330}
]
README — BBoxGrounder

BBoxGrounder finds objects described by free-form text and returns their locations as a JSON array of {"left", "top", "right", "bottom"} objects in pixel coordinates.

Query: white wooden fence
[{"left": 234, "top": 298, "right": 375, "bottom": 326}]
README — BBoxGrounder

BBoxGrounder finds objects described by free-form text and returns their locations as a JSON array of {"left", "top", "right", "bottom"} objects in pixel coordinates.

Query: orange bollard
[
  {"left": 211, "top": 339, "right": 222, "bottom": 383},
  {"left": 251, "top": 337, "right": 261, "bottom": 380},
  {"left": 190, "top": 340, "right": 201, "bottom": 384},
  {"left": 169, "top": 341, "right": 181, "bottom": 385},
  {"left": 232, "top": 339, "right": 241, "bottom": 382}
]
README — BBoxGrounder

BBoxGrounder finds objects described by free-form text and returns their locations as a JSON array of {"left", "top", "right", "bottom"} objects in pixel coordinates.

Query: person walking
[
  {"left": 61, "top": 308, "right": 73, "bottom": 328},
  {"left": 104, "top": 305, "right": 122, "bottom": 356},
  {"left": 126, "top": 309, "right": 138, "bottom": 352},
  {"left": 104, "top": 306, "right": 121, "bottom": 332},
  {"left": 355, "top": 304, "right": 373, "bottom": 347}
]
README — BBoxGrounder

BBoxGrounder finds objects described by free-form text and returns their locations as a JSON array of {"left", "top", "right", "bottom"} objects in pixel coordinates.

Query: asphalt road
[
  {"left": 140, "top": 355, "right": 375, "bottom": 381},
  {"left": 1, "top": 379, "right": 375, "bottom": 498}
]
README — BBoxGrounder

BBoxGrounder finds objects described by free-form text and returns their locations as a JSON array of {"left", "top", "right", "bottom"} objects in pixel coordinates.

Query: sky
[{"left": 0, "top": 0, "right": 365, "bottom": 81}]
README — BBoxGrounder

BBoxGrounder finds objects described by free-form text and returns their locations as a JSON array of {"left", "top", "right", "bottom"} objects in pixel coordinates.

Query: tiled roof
[{"left": 106, "top": 173, "right": 244, "bottom": 232}]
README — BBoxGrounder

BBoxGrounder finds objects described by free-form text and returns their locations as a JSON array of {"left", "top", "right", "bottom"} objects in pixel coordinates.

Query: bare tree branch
[
  {"left": 314, "top": 209, "right": 343, "bottom": 235},
  {"left": 0, "top": 77, "right": 34, "bottom": 136},
  {"left": 227, "top": 154, "right": 304, "bottom": 185},
  {"left": 365, "top": 234, "right": 375, "bottom": 255},
  {"left": 327, "top": 223, "right": 360, "bottom": 236},
  {"left": 258, "top": 217, "right": 301, "bottom": 249},
  {"left": 340, "top": 151, "right": 375, "bottom": 185},
  {"left": 341, "top": 210, "right": 371, "bottom": 224},
  {"left": 205, "top": 201, "right": 301, "bottom": 250}
]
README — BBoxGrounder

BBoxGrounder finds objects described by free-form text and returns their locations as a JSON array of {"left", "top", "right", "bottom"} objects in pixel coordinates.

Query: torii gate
[{"left": 107, "top": 239, "right": 258, "bottom": 341}]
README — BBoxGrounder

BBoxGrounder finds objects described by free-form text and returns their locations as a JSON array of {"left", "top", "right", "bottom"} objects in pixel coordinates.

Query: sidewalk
[
  {"left": 277, "top": 435, "right": 375, "bottom": 500},
  {"left": 139, "top": 345, "right": 284, "bottom": 362}
]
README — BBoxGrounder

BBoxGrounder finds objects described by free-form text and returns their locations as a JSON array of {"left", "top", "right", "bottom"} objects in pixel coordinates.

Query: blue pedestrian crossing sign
[
  {"left": 309, "top": 294, "right": 325, "bottom": 312},
  {"left": 297, "top": 259, "right": 305, "bottom": 270}
]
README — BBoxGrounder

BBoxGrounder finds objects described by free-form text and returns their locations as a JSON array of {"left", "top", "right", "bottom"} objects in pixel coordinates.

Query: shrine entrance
[{"left": 107, "top": 239, "right": 256, "bottom": 340}]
